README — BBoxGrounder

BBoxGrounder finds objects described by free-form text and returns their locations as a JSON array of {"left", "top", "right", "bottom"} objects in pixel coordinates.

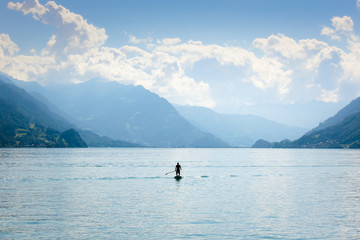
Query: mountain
[
  {"left": 0, "top": 93, "right": 87, "bottom": 147},
  {"left": 16, "top": 78, "right": 228, "bottom": 147},
  {"left": 78, "top": 129, "right": 141, "bottom": 147},
  {"left": 221, "top": 100, "right": 345, "bottom": 129},
  {"left": 294, "top": 112, "right": 360, "bottom": 148},
  {"left": 0, "top": 77, "right": 87, "bottom": 147},
  {"left": 311, "top": 97, "right": 360, "bottom": 132},
  {"left": 0, "top": 76, "right": 73, "bottom": 132},
  {"left": 253, "top": 97, "right": 360, "bottom": 148},
  {"left": 175, "top": 105, "right": 307, "bottom": 147},
  {"left": 0, "top": 73, "right": 142, "bottom": 148}
]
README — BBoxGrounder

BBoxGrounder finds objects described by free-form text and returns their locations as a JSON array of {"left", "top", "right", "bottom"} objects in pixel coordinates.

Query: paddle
[{"left": 165, "top": 170, "right": 175, "bottom": 175}]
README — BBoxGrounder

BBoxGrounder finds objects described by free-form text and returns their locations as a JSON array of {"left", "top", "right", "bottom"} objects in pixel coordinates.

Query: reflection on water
[{"left": 1, "top": 148, "right": 360, "bottom": 239}]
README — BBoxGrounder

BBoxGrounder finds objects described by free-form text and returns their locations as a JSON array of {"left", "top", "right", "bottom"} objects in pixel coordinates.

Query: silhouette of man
[{"left": 175, "top": 162, "right": 182, "bottom": 176}]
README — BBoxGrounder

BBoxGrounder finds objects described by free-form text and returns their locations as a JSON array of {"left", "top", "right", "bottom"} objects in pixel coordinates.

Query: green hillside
[
  {"left": 0, "top": 77, "right": 73, "bottom": 131},
  {"left": 312, "top": 97, "right": 360, "bottom": 132},
  {"left": 0, "top": 77, "right": 87, "bottom": 148},
  {"left": 1, "top": 74, "right": 143, "bottom": 148},
  {"left": 253, "top": 111, "right": 360, "bottom": 149},
  {"left": 291, "top": 112, "right": 360, "bottom": 148},
  {"left": 0, "top": 98, "right": 87, "bottom": 147}
]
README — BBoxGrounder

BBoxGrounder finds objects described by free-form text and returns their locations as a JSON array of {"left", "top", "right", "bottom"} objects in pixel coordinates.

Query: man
[{"left": 175, "top": 162, "right": 182, "bottom": 176}]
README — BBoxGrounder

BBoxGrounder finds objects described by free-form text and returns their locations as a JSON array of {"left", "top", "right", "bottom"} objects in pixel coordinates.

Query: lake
[{"left": 1, "top": 148, "right": 360, "bottom": 239}]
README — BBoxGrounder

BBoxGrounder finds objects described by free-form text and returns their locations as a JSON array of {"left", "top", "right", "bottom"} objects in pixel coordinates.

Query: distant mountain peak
[
  {"left": 10, "top": 76, "right": 228, "bottom": 147},
  {"left": 175, "top": 104, "right": 307, "bottom": 147}
]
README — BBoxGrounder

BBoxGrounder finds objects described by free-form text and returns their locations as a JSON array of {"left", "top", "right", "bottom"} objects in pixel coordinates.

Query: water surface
[{"left": 1, "top": 148, "right": 360, "bottom": 239}]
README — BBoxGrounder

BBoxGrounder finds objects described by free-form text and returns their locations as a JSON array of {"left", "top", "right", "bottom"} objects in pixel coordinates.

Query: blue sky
[
  {"left": 1, "top": 0, "right": 360, "bottom": 127},
  {"left": 2, "top": 0, "right": 357, "bottom": 49}
]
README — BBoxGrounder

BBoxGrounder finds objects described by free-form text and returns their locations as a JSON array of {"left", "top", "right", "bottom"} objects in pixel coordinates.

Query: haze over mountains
[
  {"left": 311, "top": 97, "right": 360, "bottom": 133},
  {"left": 0, "top": 77, "right": 86, "bottom": 147},
  {"left": 223, "top": 101, "right": 345, "bottom": 129},
  {"left": 176, "top": 105, "right": 306, "bottom": 147},
  {"left": 253, "top": 97, "right": 360, "bottom": 148},
  {"left": 0, "top": 73, "right": 139, "bottom": 147},
  {"left": 2, "top": 71, "right": 360, "bottom": 149},
  {"left": 4, "top": 74, "right": 228, "bottom": 147},
  {"left": 11, "top": 74, "right": 311, "bottom": 147}
]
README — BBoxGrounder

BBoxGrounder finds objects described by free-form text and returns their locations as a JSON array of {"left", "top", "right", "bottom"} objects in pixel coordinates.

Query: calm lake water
[{"left": 1, "top": 148, "right": 360, "bottom": 239}]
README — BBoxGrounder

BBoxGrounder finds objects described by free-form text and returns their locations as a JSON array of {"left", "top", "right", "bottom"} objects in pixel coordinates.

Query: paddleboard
[{"left": 174, "top": 175, "right": 182, "bottom": 180}]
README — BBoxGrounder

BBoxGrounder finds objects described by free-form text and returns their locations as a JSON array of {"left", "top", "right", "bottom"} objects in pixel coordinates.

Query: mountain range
[
  {"left": 311, "top": 97, "right": 360, "bottom": 132},
  {"left": 3, "top": 71, "right": 359, "bottom": 149},
  {"left": 0, "top": 78, "right": 86, "bottom": 147},
  {"left": 6, "top": 75, "right": 228, "bottom": 148},
  {"left": 175, "top": 105, "right": 306, "bottom": 147},
  {"left": 223, "top": 101, "right": 345, "bottom": 129},
  {"left": 253, "top": 97, "right": 360, "bottom": 148}
]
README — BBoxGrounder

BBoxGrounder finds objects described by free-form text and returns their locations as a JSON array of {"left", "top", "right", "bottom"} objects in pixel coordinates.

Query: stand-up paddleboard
[{"left": 174, "top": 175, "right": 182, "bottom": 180}]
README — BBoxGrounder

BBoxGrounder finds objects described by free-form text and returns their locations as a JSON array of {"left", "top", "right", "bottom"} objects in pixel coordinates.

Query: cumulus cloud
[
  {"left": 0, "top": 34, "right": 19, "bottom": 56},
  {"left": 252, "top": 32, "right": 351, "bottom": 104},
  {"left": 127, "top": 34, "right": 152, "bottom": 45},
  {"left": 8, "top": 0, "right": 107, "bottom": 58},
  {"left": 253, "top": 33, "right": 342, "bottom": 68},
  {"left": 321, "top": 16, "right": 354, "bottom": 41},
  {"left": 151, "top": 38, "right": 293, "bottom": 98},
  {"left": 320, "top": 16, "right": 360, "bottom": 83},
  {"left": 246, "top": 57, "right": 292, "bottom": 97},
  {"left": 319, "top": 15, "right": 360, "bottom": 103},
  {"left": 253, "top": 34, "right": 305, "bottom": 60},
  {"left": 158, "top": 38, "right": 182, "bottom": 46},
  {"left": 253, "top": 34, "right": 343, "bottom": 77},
  {"left": 3, "top": 1, "right": 360, "bottom": 109},
  {"left": 3, "top": 0, "right": 218, "bottom": 107},
  {"left": 7, "top": 0, "right": 47, "bottom": 20},
  {"left": 340, "top": 40, "right": 360, "bottom": 82},
  {"left": 318, "top": 88, "right": 339, "bottom": 103},
  {"left": 4, "top": 0, "right": 107, "bottom": 84},
  {"left": 321, "top": 26, "right": 341, "bottom": 41},
  {"left": 332, "top": 16, "right": 354, "bottom": 32},
  {"left": 0, "top": 33, "right": 54, "bottom": 80}
]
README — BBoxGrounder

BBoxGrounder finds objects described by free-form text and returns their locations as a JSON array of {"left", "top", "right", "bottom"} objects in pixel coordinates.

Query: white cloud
[
  {"left": 4, "top": 1, "right": 216, "bottom": 107},
  {"left": 253, "top": 33, "right": 341, "bottom": 68},
  {"left": 321, "top": 16, "right": 354, "bottom": 42},
  {"left": 9, "top": 0, "right": 107, "bottom": 58},
  {"left": 158, "top": 38, "right": 182, "bottom": 45},
  {"left": 320, "top": 16, "right": 360, "bottom": 83},
  {"left": 3, "top": 1, "right": 360, "bottom": 109},
  {"left": 7, "top": 0, "right": 47, "bottom": 20},
  {"left": 5, "top": 0, "right": 325, "bottom": 106},
  {"left": 319, "top": 15, "right": 360, "bottom": 102},
  {"left": 332, "top": 16, "right": 354, "bottom": 32},
  {"left": 252, "top": 33, "right": 351, "bottom": 104},
  {"left": 253, "top": 34, "right": 305, "bottom": 60},
  {"left": 127, "top": 34, "right": 153, "bottom": 45},
  {"left": 340, "top": 40, "right": 360, "bottom": 81},
  {"left": 318, "top": 88, "right": 339, "bottom": 103},
  {"left": 357, "top": 0, "right": 360, "bottom": 8},
  {"left": 152, "top": 38, "right": 293, "bottom": 98},
  {"left": 0, "top": 34, "right": 19, "bottom": 56},
  {"left": 246, "top": 57, "right": 292, "bottom": 97},
  {"left": 321, "top": 26, "right": 341, "bottom": 41},
  {"left": 0, "top": 34, "right": 52, "bottom": 80}
]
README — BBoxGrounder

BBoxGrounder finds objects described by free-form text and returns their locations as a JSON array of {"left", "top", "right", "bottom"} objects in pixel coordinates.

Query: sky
[{"left": 1, "top": 0, "right": 360, "bottom": 127}]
